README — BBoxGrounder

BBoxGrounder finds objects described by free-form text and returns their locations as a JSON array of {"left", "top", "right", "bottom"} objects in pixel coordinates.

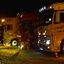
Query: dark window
[
  {"left": 54, "top": 12, "right": 57, "bottom": 24},
  {"left": 6, "top": 25, "right": 12, "bottom": 30},
  {"left": 60, "top": 13, "right": 64, "bottom": 22},
  {"left": 41, "top": 9, "right": 54, "bottom": 26}
]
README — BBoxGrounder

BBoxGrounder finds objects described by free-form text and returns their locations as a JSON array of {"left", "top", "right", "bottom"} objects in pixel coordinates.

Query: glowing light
[
  {"left": 46, "top": 40, "right": 50, "bottom": 45},
  {"left": 44, "top": 6, "right": 46, "bottom": 9},
  {"left": 18, "top": 46, "right": 21, "bottom": 48},
  {"left": 38, "top": 41, "right": 39, "bottom": 43},
  {"left": 49, "top": 6, "right": 52, "bottom": 9},
  {"left": 39, "top": 7, "right": 44, "bottom": 12},
  {"left": 1, "top": 19, "right": 5, "bottom": 22},
  {"left": 49, "top": 18, "right": 51, "bottom": 21},
  {"left": 39, "top": 6, "right": 46, "bottom": 12},
  {"left": 48, "top": 46, "right": 50, "bottom": 49},
  {"left": 42, "top": 32, "right": 46, "bottom": 35},
  {"left": 17, "top": 13, "right": 20, "bottom": 16},
  {"left": 38, "top": 31, "right": 41, "bottom": 35},
  {"left": 20, "top": 15, "right": 23, "bottom": 18}
]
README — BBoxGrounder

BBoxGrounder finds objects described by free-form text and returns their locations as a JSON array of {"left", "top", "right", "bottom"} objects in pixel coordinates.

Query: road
[
  {"left": 17, "top": 49, "right": 64, "bottom": 64},
  {"left": 0, "top": 46, "right": 64, "bottom": 64}
]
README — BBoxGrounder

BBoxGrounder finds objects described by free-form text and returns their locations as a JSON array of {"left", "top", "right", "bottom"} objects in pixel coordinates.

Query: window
[
  {"left": 60, "top": 13, "right": 64, "bottom": 22},
  {"left": 41, "top": 9, "right": 54, "bottom": 26},
  {"left": 54, "top": 12, "right": 56, "bottom": 24},
  {"left": 6, "top": 25, "right": 13, "bottom": 30},
  {"left": 54, "top": 11, "right": 64, "bottom": 24}
]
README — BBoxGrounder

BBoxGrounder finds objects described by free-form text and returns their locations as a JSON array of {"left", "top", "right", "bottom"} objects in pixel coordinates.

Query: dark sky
[{"left": 0, "top": 0, "right": 63, "bottom": 17}]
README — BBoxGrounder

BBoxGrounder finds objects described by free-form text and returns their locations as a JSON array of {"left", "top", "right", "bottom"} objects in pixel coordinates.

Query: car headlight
[
  {"left": 42, "top": 32, "right": 46, "bottom": 35},
  {"left": 38, "top": 31, "right": 41, "bottom": 35},
  {"left": 46, "top": 40, "right": 50, "bottom": 45},
  {"left": 42, "top": 30, "right": 47, "bottom": 35}
]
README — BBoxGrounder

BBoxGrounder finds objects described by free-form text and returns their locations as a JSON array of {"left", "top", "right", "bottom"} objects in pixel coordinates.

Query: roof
[{"left": 48, "top": 2, "right": 64, "bottom": 10}]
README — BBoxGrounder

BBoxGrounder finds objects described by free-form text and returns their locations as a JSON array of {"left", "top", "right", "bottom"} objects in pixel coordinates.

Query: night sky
[{"left": 0, "top": 0, "right": 63, "bottom": 17}]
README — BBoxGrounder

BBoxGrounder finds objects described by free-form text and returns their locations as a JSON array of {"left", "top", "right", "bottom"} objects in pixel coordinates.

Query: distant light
[
  {"left": 1, "top": 19, "right": 5, "bottom": 22},
  {"left": 39, "top": 7, "right": 44, "bottom": 12},
  {"left": 38, "top": 31, "right": 41, "bottom": 35},
  {"left": 46, "top": 40, "right": 50, "bottom": 45},
  {"left": 38, "top": 41, "right": 39, "bottom": 43},
  {"left": 49, "top": 6, "right": 52, "bottom": 9},
  {"left": 39, "top": 6, "right": 46, "bottom": 12},
  {"left": 42, "top": 32, "right": 46, "bottom": 35},
  {"left": 17, "top": 13, "right": 20, "bottom": 16},
  {"left": 20, "top": 15, "right": 23, "bottom": 18},
  {"left": 48, "top": 46, "right": 50, "bottom": 49},
  {"left": 44, "top": 6, "right": 46, "bottom": 10},
  {"left": 49, "top": 18, "right": 51, "bottom": 21}
]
